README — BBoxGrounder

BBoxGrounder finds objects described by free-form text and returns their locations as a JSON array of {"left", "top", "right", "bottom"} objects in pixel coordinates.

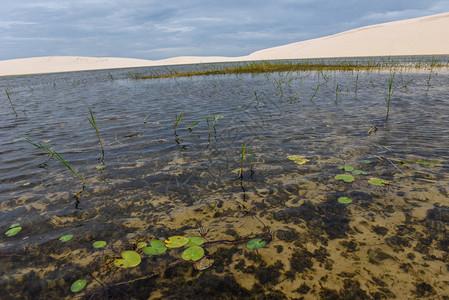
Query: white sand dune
[{"left": 1, "top": 12, "right": 448, "bottom": 76}]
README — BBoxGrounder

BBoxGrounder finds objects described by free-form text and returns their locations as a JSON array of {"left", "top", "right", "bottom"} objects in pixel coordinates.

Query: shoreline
[{"left": 1, "top": 12, "right": 448, "bottom": 77}]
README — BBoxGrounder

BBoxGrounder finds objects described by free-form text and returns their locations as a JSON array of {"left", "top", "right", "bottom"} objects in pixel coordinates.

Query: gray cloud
[{"left": 1, "top": 0, "right": 448, "bottom": 60}]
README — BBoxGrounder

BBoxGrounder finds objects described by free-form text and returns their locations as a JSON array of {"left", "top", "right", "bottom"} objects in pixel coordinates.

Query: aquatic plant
[
  {"left": 338, "top": 197, "right": 353, "bottom": 204},
  {"left": 114, "top": 251, "right": 141, "bottom": 268},
  {"left": 87, "top": 107, "right": 104, "bottom": 162},
  {"left": 5, "top": 88, "right": 18, "bottom": 117},
  {"left": 352, "top": 170, "right": 368, "bottom": 175},
  {"left": 426, "top": 72, "right": 432, "bottom": 91},
  {"left": 5, "top": 223, "right": 22, "bottom": 237},
  {"left": 334, "top": 174, "right": 355, "bottom": 183},
  {"left": 93, "top": 241, "right": 107, "bottom": 248},
  {"left": 403, "top": 78, "right": 414, "bottom": 88},
  {"left": 385, "top": 72, "right": 396, "bottom": 120},
  {"left": 338, "top": 165, "right": 354, "bottom": 172},
  {"left": 71, "top": 279, "right": 87, "bottom": 293},
  {"left": 246, "top": 238, "right": 267, "bottom": 250},
  {"left": 310, "top": 83, "right": 320, "bottom": 101},
  {"left": 187, "top": 120, "right": 201, "bottom": 131},
  {"left": 165, "top": 236, "right": 189, "bottom": 248},
  {"left": 368, "top": 178, "right": 390, "bottom": 186},
  {"left": 59, "top": 234, "right": 73, "bottom": 242},
  {"left": 142, "top": 240, "right": 167, "bottom": 255},
  {"left": 355, "top": 73, "right": 359, "bottom": 92},
  {"left": 287, "top": 155, "right": 309, "bottom": 165},
  {"left": 173, "top": 110, "right": 183, "bottom": 131},
  {"left": 239, "top": 142, "right": 248, "bottom": 178},
  {"left": 23, "top": 138, "right": 86, "bottom": 187},
  {"left": 181, "top": 246, "right": 205, "bottom": 261}
]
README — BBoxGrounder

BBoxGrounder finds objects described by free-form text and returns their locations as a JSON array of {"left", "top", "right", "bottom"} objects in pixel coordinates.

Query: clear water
[{"left": 1, "top": 61, "right": 449, "bottom": 299}]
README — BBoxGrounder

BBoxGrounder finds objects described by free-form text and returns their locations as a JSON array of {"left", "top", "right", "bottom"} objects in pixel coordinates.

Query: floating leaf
[
  {"left": 181, "top": 246, "right": 205, "bottom": 261},
  {"left": 334, "top": 174, "right": 355, "bottom": 183},
  {"left": 185, "top": 236, "right": 205, "bottom": 247},
  {"left": 352, "top": 170, "right": 368, "bottom": 175},
  {"left": 71, "top": 279, "right": 87, "bottom": 293},
  {"left": 338, "top": 166, "right": 354, "bottom": 171},
  {"left": 368, "top": 178, "right": 390, "bottom": 186},
  {"left": 5, "top": 227, "right": 22, "bottom": 237},
  {"left": 93, "top": 241, "right": 107, "bottom": 248},
  {"left": 361, "top": 160, "right": 372, "bottom": 164},
  {"left": 59, "top": 234, "right": 73, "bottom": 242},
  {"left": 114, "top": 251, "right": 141, "bottom": 268},
  {"left": 23, "top": 182, "right": 30, "bottom": 186},
  {"left": 165, "top": 236, "right": 189, "bottom": 248},
  {"left": 287, "top": 155, "right": 309, "bottom": 165},
  {"left": 10, "top": 223, "right": 20, "bottom": 228},
  {"left": 142, "top": 239, "right": 167, "bottom": 255},
  {"left": 95, "top": 165, "right": 105, "bottom": 170},
  {"left": 338, "top": 197, "right": 353, "bottom": 204},
  {"left": 246, "top": 238, "right": 266, "bottom": 250},
  {"left": 136, "top": 242, "right": 147, "bottom": 249}
]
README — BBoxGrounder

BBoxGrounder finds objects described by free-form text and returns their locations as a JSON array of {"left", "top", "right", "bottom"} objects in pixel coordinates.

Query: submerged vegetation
[{"left": 127, "top": 57, "right": 449, "bottom": 80}]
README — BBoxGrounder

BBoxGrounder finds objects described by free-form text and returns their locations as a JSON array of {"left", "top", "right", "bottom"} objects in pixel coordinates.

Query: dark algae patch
[{"left": 1, "top": 58, "right": 449, "bottom": 298}]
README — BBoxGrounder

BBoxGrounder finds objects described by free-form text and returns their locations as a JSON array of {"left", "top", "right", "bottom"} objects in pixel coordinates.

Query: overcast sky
[{"left": 1, "top": 0, "right": 449, "bottom": 61}]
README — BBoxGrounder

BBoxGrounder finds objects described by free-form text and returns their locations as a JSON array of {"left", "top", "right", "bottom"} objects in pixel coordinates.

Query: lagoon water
[{"left": 1, "top": 60, "right": 449, "bottom": 299}]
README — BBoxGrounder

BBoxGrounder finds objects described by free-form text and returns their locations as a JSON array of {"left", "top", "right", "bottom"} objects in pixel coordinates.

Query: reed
[
  {"left": 5, "top": 88, "right": 18, "bottom": 117},
  {"left": 24, "top": 137, "right": 85, "bottom": 185},
  {"left": 174, "top": 110, "right": 183, "bottom": 131},
  {"left": 187, "top": 120, "right": 201, "bottom": 131},
  {"left": 385, "top": 72, "right": 396, "bottom": 121},
  {"left": 355, "top": 73, "right": 359, "bottom": 92},
  {"left": 239, "top": 142, "right": 248, "bottom": 179},
  {"left": 426, "top": 73, "right": 432, "bottom": 91},
  {"left": 87, "top": 107, "right": 104, "bottom": 162},
  {"left": 310, "top": 83, "right": 320, "bottom": 101},
  {"left": 206, "top": 114, "right": 211, "bottom": 139}
]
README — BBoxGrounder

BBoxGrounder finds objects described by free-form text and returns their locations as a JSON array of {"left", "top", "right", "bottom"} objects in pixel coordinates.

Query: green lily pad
[
  {"left": 5, "top": 227, "right": 22, "bottom": 237},
  {"left": 185, "top": 236, "right": 205, "bottom": 247},
  {"left": 165, "top": 236, "right": 189, "bottom": 248},
  {"left": 246, "top": 238, "right": 266, "bottom": 250},
  {"left": 59, "top": 234, "right": 73, "bottom": 242},
  {"left": 338, "top": 197, "right": 353, "bottom": 204},
  {"left": 338, "top": 166, "right": 354, "bottom": 171},
  {"left": 352, "top": 170, "right": 368, "bottom": 175},
  {"left": 181, "top": 246, "right": 205, "bottom": 261},
  {"left": 93, "top": 241, "right": 107, "bottom": 248},
  {"left": 10, "top": 223, "right": 20, "bottom": 228},
  {"left": 114, "top": 250, "right": 141, "bottom": 268},
  {"left": 368, "top": 178, "right": 390, "bottom": 186},
  {"left": 287, "top": 155, "right": 309, "bottom": 165},
  {"left": 136, "top": 242, "right": 147, "bottom": 249},
  {"left": 334, "top": 174, "right": 355, "bottom": 183},
  {"left": 70, "top": 279, "right": 87, "bottom": 293},
  {"left": 142, "top": 239, "right": 167, "bottom": 255}
]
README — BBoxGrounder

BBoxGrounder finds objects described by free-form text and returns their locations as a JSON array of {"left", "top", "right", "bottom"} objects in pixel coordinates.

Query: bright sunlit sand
[{"left": 1, "top": 12, "right": 448, "bottom": 76}]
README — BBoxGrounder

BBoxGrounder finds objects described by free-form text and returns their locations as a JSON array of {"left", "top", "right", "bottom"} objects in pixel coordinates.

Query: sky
[{"left": 1, "top": 0, "right": 449, "bottom": 61}]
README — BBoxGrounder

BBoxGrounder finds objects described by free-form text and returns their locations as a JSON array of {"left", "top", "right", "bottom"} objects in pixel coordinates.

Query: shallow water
[{"left": 1, "top": 61, "right": 449, "bottom": 299}]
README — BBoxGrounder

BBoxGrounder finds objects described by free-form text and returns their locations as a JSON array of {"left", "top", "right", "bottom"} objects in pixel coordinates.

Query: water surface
[{"left": 1, "top": 60, "right": 449, "bottom": 299}]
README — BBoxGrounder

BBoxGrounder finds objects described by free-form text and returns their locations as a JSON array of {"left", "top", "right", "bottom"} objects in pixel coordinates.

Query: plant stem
[
  {"left": 5, "top": 89, "right": 18, "bottom": 117},
  {"left": 87, "top": 107, "right": 104, "bottom": 162},
  {"left": 385, "top": 72, "right": 396, "bottom": 121}
]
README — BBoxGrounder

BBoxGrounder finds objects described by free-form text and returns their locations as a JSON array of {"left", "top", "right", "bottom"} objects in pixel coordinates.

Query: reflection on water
[{"left": 1, "top": 60, "right": 449, "bottom": 299}]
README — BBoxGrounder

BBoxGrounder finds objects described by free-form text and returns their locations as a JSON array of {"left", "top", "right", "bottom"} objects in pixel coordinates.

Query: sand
[{"left": 1, "top": 12, "right": 448, "bottom": 76}]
